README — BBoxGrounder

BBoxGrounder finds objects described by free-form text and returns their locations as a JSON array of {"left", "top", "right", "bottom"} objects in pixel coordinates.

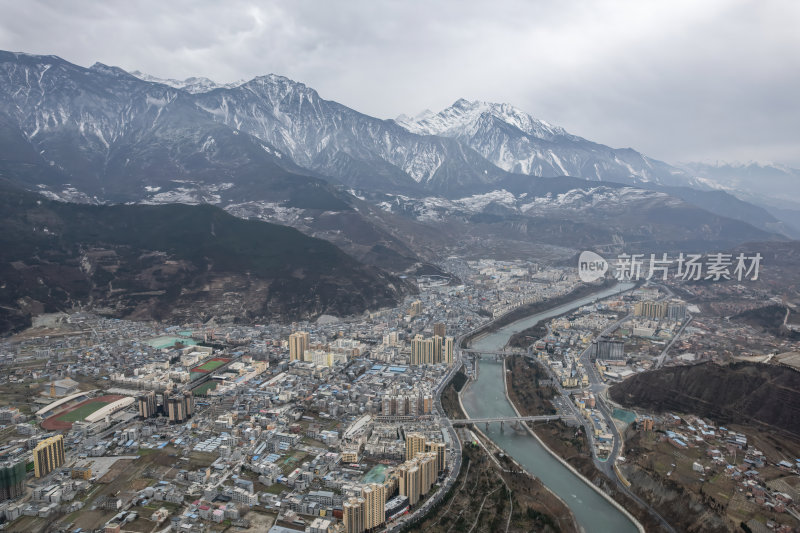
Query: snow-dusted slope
[
  {"left": 396, "top": 99, "right": 569, "bottom": 141},
  {"left": 0, "top": 51, "right": 786, "bottom": 245},
  {"left": 378, "top": 186, "right": 679, "bottom": 222},
  {"left": 0, "top": 51, "right": 731, "bottom": 199},
  {"left": 0, "top": 51, "right": 328, "bottom": 204},
  {"left": 191, "top": 74, "right": 509, "bottom": 194},
  {"left": 129, "top": 70, "right": 245, "bottom": 94},
  {"left": 396, "top": 99, "right": 690, "bottom": 187}
]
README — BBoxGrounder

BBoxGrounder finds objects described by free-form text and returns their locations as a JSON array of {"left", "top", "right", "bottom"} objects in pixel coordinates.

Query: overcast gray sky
[{"left": 1, "top": 0, "right": 798, "bottom": 166}]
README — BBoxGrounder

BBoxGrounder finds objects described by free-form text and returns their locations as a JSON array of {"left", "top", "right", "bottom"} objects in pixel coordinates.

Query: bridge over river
[{"left": 449, "top": 414, "right": 576, "bottom": 431}]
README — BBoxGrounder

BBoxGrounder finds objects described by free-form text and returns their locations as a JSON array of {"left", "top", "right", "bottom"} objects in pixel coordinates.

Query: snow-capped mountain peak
[
  {"left": 395, "top": 98, "right": 568, "bottom": 141},
  {"left": 129, "top": 70, "right": 245, "bottom": 94},
  {"left": 91, "top": 62, "right": 138, "bottom": 79}
]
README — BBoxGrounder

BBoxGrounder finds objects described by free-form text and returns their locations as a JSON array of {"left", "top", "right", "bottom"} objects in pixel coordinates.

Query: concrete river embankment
[{"left": 461, "top": 283, "right": 641, "bottom": 533}]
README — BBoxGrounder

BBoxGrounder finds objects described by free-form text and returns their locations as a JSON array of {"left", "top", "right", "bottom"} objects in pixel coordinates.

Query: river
[{"left": 461, "top": 282, "right": 639, "bottom": 533}]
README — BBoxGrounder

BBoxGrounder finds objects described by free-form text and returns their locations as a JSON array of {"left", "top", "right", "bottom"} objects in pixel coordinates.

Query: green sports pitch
[
  {"left": 193, "top": 359, "right": 227, "bottom": 372},
  {"left": 56, "top": 401, "right": 112, "bottom": 422}
]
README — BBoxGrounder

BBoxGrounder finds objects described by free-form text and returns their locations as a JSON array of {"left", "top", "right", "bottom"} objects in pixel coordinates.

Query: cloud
[{"left": 1, "top": 0, "right": 798, "bottom": 166}]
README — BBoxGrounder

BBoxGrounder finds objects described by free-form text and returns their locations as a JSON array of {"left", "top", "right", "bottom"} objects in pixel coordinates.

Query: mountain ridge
[{"left": 0, "top": 50, "right": 790, "bottom": 259}]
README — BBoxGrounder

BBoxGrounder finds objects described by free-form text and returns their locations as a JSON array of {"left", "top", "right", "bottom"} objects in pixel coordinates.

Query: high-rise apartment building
[
  {"left": 405, "top": 433, "right": 426, "bottom": 461},
  {"left": 362, "top": 483, "right": 387, "bottom": 530},
  {"left": 443, "top": 336, "right": 454, "bottom": 365},
  {"left": 398, "top": 452, "right": 438, "bottom": 507},
  {"left": 289, "top": 331, "right": 309, "bottom": 362},
  {"left": 410, "top": 335, "right": 433, "bottom": 365},
  {"left": 0, "top": 457, "right": 26, "bottom": 500},
  {"left": 634, "top": 301, "right": 667, "bottom": 319},
  {"left": 185, "top": 390, "right": 194, "bottom": 417},
  {"left": 405, "top": 434, "right": 446, "bottom": 474},
  {"left": 398, "top": 462, "right": 421, "bottom": 506},
  {"left": 343, "top": 496, "right": 366, "bottom": 533},
  {"left": 418, "top": 452, "right": 437, "bottom": 494},
  {"left": 591, "top": 337, "right": 625, "bottom": 361},
  {"left": 410, "top": 335, "right": 455, "bottom": 366},
  {"left": 137, "top": 391, "right": 157, "bottom": 418},
  {"left": 33, "top": 435, "right": 65, "bottom": 478},
  {"left": 165, "top": 390, "right": 193, "bottom": 423},
  {"left": 426, "top": 441, "right": 447, "bottom": 474},
  {"left": 667, "top": 303, "right": 687, "bottom": 321}
]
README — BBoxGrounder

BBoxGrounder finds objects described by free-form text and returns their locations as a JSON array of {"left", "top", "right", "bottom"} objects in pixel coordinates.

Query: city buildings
[
  {"left": 398, "top": 452, "right": 437, "bottom": 506},
  {"left": 634, "top": 301, "right": 667, "bottom": 319},
  {"left": 410, "top": 335, "right": 454, "bottom": 366},
  {"left": 591, "top": 337, "right": 625, "bottom": 360},
  {"left": 668, "top": 303, "right": 687, "bottom": 321},
  {"left": 0, "top": 259, "right": 589, "bottom": 531},
  {"left": 165, "top": 390, "right": 193, "bottom": 423}
]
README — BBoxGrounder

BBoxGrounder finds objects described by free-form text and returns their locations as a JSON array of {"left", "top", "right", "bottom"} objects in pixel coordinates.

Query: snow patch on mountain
[
  {"left": 225, "top": 201, "right": 304, "bottom": 226},
  {"left": 144, "top": 188, "right": 222, "bottom": 205},
  {"left": 130, "top": 70, "right": 245, "bottom": 94},
  {"left": 519, "top": 187, "right": 672, "bottom": 213},
  {"left": 454, "top": 189, "right": 517, "bottom": 211},
  {"left": 379, "top": 186, "right": 676, "bottom": 223},
  {"left": 35, "top": 185, "right": 98, "bottom": 204}
]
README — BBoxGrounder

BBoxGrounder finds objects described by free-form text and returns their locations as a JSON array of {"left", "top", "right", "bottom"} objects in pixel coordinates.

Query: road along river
[{"left": 461, "top": 282, "right": 641, "bottom": 533}]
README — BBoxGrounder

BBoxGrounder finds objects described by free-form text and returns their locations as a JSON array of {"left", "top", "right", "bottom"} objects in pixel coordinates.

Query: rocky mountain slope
[
  {"left": 609, "top": 362, "right": 800, "bottom": 438},
  {"left": 395, "top": 100, "right": 793, "bottom": 236},
  {"left": 0, "top": 180, "right": 408, "bottom": 333}
]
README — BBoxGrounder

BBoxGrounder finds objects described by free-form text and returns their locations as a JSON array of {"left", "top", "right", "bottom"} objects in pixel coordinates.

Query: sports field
[
  {"left": 42, "top": 395, "right": 125, "bottom": 431},
  {"left": 57, "top": 401, "right": 112, "bottom": 422},
  {"left": 192, "top": 358, "right": 230, "bottom": 373}
]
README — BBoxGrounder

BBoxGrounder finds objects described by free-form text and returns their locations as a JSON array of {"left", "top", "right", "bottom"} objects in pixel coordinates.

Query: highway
[{"left": 655, "top": 313, "right": 693, "bottom": 369}]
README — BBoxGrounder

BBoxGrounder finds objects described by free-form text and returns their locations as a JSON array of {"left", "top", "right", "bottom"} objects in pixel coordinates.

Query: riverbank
[
  {"left": 400, "top": 435, "right": 577, "bottom": 533},
  {"left": 459, "top": 278, "right": 617, "bottom": 349},
  {"left": 502, "top": 358, "right": 646, "bottom": 533},
  {"left": 430, "top": 371, "right": 577, "bottom": 532},
  {"left": 506, "top": 359, "right": 685, "bottom": 532},
  {"left": 461, "top": 281, "right": 643, "bottom": 533}
]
